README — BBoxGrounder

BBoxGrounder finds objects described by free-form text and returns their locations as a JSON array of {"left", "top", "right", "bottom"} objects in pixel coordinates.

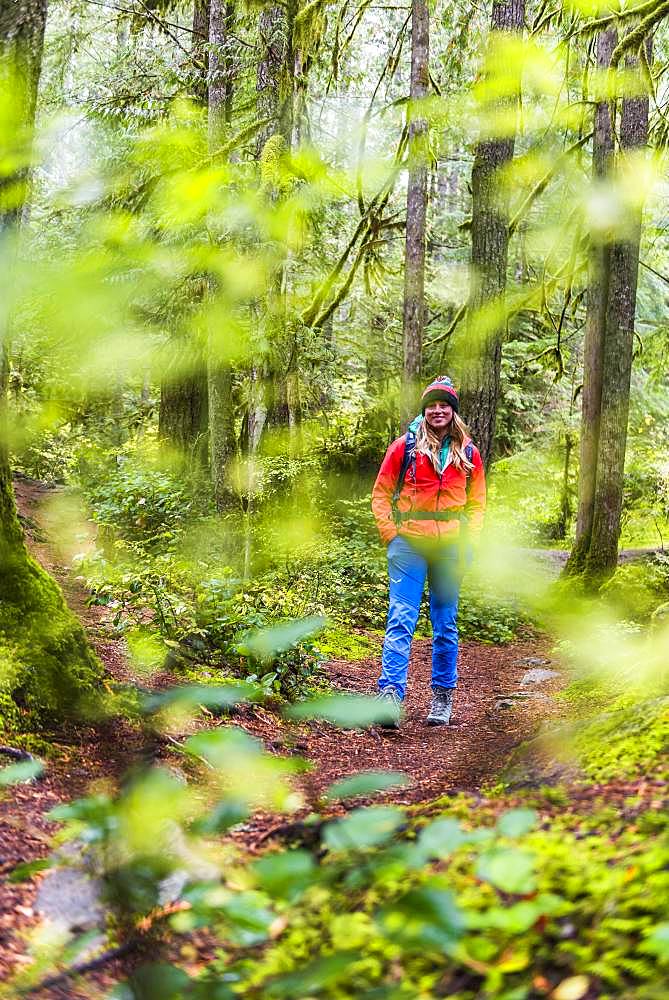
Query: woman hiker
[{"left": 371, "top": 376, "right": 486, "bottom": 728}]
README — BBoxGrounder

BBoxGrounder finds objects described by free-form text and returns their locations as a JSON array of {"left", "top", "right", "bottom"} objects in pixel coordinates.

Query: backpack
[{"left": 390, "top": 430, "right": 474, "bottom": 528}]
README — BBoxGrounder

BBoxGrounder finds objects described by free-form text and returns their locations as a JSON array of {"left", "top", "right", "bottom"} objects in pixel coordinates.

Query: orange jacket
[{"left": 371, "top": 435, "right": 486, "bottom": 545}]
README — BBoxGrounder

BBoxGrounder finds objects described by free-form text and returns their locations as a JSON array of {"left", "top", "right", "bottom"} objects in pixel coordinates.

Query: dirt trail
[{"left": 1, "top": 476, "right": 563, "bottom": 984}]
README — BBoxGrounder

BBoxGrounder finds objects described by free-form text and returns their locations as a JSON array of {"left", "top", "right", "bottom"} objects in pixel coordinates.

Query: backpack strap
[
  {"left": 391, "top": 430, "right": 416, "bottom": 528},
  {"left": 464, "top": 442, "right": 474, "bottom": 488}
]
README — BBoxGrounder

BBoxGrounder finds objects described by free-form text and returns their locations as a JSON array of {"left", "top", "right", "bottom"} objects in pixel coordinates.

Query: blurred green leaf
[
  {"left": 0, "top": 758, "right": 44, "bottom": 785},
  {"left": 325, "top": 770, "right": 408, "bottom": 800},
  {"left": 379, "top": 886, "right": 464, "bottom": 949},
  {"left": 286, "top": 694, "right": 399, "bottom": 728},
  {"left": 142, "top": 683, "right": 254, "bottom": 714},
  {"left": 266, "top": 953, "right": 357, "bottom": 997},
  {"left": 127, "top": 962, "right": 192, "bottom": 1000},
  {"left": 239, "top": 615, "right": 326, "bottom": 662},
  {"left": 9, "top": 858, "right": 51, "bottom": 882},
  {"left": 476, "top": 847, "right": 537, "bottom": 895},
  {"left": 191, "top": 799, "right": 249, "bottom": 835},
  {"left": 643, "top": 922, "right": 669, "bottom": 958},
  {"left": 416, "top": 817, "right": 468, "bottom": 859},
  {"left": 253, "top": 849, "right": 317, "bottom": 902},
  {"left": 496, "top": 807, "right": 539, "bottom": 838},
  {"left": 323, "top": 806, "right": 403, "bottom": 851}
]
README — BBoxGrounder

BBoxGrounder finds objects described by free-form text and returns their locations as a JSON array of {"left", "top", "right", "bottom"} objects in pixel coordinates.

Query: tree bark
[
  {"left": 0, "top": 0, "right": 47, "bottom": 232},
  {"left": 583, "top": 44, "right": 650, "bottom": 581},
  {"left": 457, "top": 0, "right": 525, "bottom": 467},
  {"left": 207, "top": 0, "right": 237, "bottom": 509},
  {"left": 252, "top": 0, "right": 297, "bottom": 450},
  {"left": 158, "top": 364, "right": 208, "bottom": 461},
  {"left": 565, "top": 28, "right": 616, "bottom": 574},
  {"left": 566, "top": 35, "right": 649, "bottom": 583},
  {"left": 400, "top": 0, "right": 429, "bottom": 428},
  {"left": 209, "top": 0, "right": 234, "bottom": 135},
  {"left": 191, "top": 0, "right": 210, "bottom": 106}
]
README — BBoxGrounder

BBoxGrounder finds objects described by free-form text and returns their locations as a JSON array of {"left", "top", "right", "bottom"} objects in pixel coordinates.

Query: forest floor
[{"left": 0, "top": 477, "right": 618, "bottom": 994}]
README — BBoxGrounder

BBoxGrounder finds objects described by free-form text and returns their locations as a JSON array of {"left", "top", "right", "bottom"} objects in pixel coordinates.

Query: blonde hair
[{"left": 416, "top": 412, "right": 474, "bottom": 474}]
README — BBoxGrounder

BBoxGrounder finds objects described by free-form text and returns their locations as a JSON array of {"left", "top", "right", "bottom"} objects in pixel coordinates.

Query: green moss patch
[
  {"left": 314, "top": 627, "right": 380, "bottom": 662},
  {"left": 0, "top": 547, "right": 102, "bottom": 732}
]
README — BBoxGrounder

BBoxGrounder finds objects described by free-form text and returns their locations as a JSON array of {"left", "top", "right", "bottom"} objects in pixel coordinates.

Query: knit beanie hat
[{"left": 421, "top": 375, "right": 459, "bottom": 414}]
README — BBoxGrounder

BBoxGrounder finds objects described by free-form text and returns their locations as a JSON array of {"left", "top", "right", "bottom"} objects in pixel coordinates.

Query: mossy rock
[
  {"left": 0, "top": 547, "right": 103, "bottom": 732},
  {"left": 500, "top": 723, "right": 583, "bottom": 790},
  {"left": 503, "top": 692, "right": 669, "bottom": 788},
  {"left": 573, "top": 694, "right": 669, "bottom": 781},
  {"left": 600, "top": 560, "right": 669, "bottom": 623}
]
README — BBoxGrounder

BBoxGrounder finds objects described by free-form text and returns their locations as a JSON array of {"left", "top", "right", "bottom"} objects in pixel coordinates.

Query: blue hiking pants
[{"left": 378, "top": 535, "right": 461, "bottom": 700}]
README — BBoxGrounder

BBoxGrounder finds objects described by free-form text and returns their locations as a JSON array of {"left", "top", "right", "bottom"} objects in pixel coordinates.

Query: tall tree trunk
[
  {"left": 457, "top": 0, "right": 525, "bottom": 467},
  {"left": 400, "top": 0, "right": 429, "bottom": 427},
  {"left": 583, "top": 45, "right": 650, "bottom": 581},
  {"left": 565, "top": 29, "right": 616, "bottom": 574},
  {"left": 0, "top": 0, "right": 47, "bottom": 233},
  {"left": 252, "top": 0, "right": 297, "bottom": 447},
  {"left": 192, "top": 0, "right": 210, "bottom": 105},
  {"left": 158, "top": 363, "right": 208, "bottom": 460},
  {"left": 158, "top": 0, "right": 211, "bottom": 463},
  {"left": 207, "top": 0, "right": 237, "bottom": 508}
]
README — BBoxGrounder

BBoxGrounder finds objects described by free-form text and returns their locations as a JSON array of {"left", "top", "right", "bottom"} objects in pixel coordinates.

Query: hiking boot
[
  {"left": 376, "top": 686, "right": 402, "bottom": 729},
  {"left": 426, "top": 686, "right": 454, "bottom": 726}
]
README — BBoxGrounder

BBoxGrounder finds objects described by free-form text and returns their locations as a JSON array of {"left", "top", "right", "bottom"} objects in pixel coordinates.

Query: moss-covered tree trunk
[
  {"left": 400, "top": 0, "right": 429, "bottom": 428},
  {"left": 457, "top": 0, "right": 525, "bottom": 467},
  {"left": 0, "top": 0, "right": 101, "bottom": 731}
]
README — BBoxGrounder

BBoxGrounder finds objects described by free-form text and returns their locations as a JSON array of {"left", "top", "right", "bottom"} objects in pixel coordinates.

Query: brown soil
[{"left": 0, "top": 476, "right": 563, "bottom": 994}]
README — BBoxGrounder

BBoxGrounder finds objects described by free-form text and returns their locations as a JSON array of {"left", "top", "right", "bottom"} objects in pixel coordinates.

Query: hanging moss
[
  {"left": 259, "top": 133, "right": 291, "bottom": 193},
  {"left": 292, "top": 0, "right": 329, "bottom": 54}
]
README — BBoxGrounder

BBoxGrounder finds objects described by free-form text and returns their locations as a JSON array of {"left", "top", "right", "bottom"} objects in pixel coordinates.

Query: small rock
[
  {"left": 36, "top": 868, "right": 104, "bottom": 931},
  {"left": 495, "top": 699, "right": 516, "bottom": 710},
  {"left": 158, "top": 869, "right": 190, "bottom": 905},
  {"left": 521, "top": 668, "right": 561, "bottom": 686},
  {"left": 516, "top": 656, "right": 551, "bottom": 666}
]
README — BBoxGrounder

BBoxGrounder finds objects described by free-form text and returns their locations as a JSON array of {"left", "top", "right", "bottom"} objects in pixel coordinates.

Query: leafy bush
[
  {"left": 8, "top": 716, "right": 669, "bottom": 999},
  {"left": 83, "top": 450, "right": 197, "bottom": 551}
]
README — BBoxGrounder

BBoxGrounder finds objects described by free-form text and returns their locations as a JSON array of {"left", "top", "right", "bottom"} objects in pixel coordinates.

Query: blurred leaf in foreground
[
  {"left": 238, "top": 615, "right": 326, "bottom": 663},
  {"left": 287, "top": 693, "right": 400, "bottom": 728},
  {"left": 0, "top": 758, "right": 44, "bottom": 785},
  {"left": 325, "top": 770, "right": 409, "bottom": 800}
]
